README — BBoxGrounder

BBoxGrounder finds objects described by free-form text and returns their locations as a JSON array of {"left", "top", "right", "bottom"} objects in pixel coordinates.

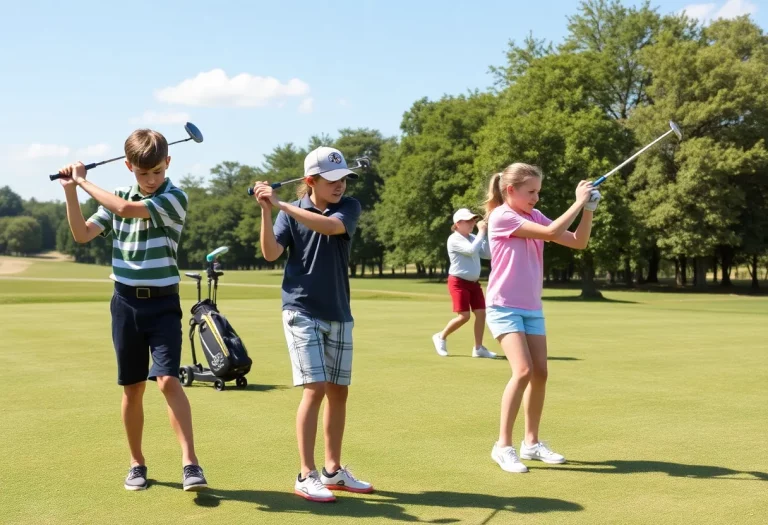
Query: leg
[
  {"left": 122, "top": 382, "right": 146, "bottom": 466},
  {"left": 144, "top": 295, "right": 198, "bottom": 466},
  {"left": 282, "top": 310, "right": 334, "bottom": 478},
  {"left": 157, "top": 375, "right": 198, "bottom": 466},
  {"left": 498, "top": 332, "right": 532, "bottom": 446},
  {"left": 523, "top": 335, "right": 548, "bottom": 445},
  {"left": 440, "top": 311, "right": 471, "bottom": 339},
  {"left": 297, "top": 382, "right": 326, "bottom": 477},
  {"left": 324, "top": 383, "right": 348, "bottom": 473},
  {"left": 472, "top": 309, "right": 486, "bottom": 349}
]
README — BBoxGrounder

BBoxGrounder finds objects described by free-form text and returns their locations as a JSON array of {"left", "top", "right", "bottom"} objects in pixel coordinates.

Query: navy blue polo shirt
[{"left": 273, "top": 194, "right": 362, "bottom": 322}]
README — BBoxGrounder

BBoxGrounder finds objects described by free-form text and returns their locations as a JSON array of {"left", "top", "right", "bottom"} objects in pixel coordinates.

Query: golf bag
[
  {"left": 180, "top": 246, "right": 252, "bottom": 390},
  {"left": 188, "top": 299, "right": 251, "bottom": 378}
]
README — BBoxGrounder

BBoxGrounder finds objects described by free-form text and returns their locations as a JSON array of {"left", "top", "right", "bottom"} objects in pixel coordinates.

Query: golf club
[
  {"left": 592, "top": 121, "right": 683, "bottom": 187},
  {"left": 247, "top": 156, "right": 371, "bottom": 196},
  {"left": 48, "top": 122, "right": 204, "bottom": 181}
]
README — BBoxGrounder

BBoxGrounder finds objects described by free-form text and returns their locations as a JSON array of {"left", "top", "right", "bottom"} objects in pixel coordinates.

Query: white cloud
[
  {"left": 681, "top": 0, "right": 757, "bottom": 22},
  {"left": 155, "top": 68, "right": 310, "bottom": 108},
  {"left": 131, "top": 110, "right": 191, "bottom": 125},
  {"left": 19, "top": 144, "right": 70, "bottom": 159},
  {"left": 298, "top": 97, "right": 314, "bottom": 114},
  {"left": 716, "top": 0, "right": 757, "bottom": 19},
  {"left": 76, "top": 144, "right": 110, "bottom": 157}
]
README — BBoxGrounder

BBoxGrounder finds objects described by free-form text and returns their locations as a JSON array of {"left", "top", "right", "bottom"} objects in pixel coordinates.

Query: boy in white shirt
[{"left": 432, "top": 208, "right": 496, "bottom": 358}]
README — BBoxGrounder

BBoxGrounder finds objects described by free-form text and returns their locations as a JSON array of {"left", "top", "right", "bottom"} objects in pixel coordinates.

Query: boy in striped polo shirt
[{"left": 57, "top": 129, "right": 207, "bottom": 492}]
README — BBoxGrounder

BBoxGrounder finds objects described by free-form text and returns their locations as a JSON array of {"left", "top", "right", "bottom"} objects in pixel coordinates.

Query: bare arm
[
  {"left": 277, "top": 201, "right": 346, "bottom": 236},
  {"left": 76, "top": 179, "right": 151, "bottom": 219},
  {"left": 553, "top": 210, "right": 594, "bottom": 249},
  {"left": 259, "top": 206, "right": 285, "bottom": 262},
  {"left": 511, "top": 180, "right": 593, "bottom": 241},
  {"left": 63, "top": 185, "right": 103, "bottom": 243}
]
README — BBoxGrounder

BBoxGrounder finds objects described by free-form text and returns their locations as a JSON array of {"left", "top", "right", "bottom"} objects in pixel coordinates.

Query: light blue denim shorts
[{"left": 486, "top": 305, "right": 546, "bottom": 339}]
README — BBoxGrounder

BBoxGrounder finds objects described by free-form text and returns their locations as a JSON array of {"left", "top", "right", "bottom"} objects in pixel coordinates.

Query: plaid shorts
[{"left": 282, "top": 310, "right": 354, "bottom": 386}]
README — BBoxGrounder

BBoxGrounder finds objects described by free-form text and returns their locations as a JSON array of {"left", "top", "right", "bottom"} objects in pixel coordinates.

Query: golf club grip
[
  {"left": 593, "top": 175, "right": 607, "bottom": 187},
  {"left": 247, "top": 181, "right": 283, "bottom": 195},
  {"left": 49, "top": 162, "right": 99, "bottom": 181}
]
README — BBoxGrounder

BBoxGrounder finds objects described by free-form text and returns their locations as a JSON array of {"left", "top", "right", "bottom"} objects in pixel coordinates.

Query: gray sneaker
[
  {"left": 182, "top": 464, "right": 208, "bottom": 491},
  {"left": 124, "top": 465, "right": 148, "bottom": 491}
]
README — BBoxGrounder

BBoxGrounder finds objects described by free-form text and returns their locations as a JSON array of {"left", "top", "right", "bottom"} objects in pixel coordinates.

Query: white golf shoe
[
  {"left": 519, "top": 441, "right": 566, "bottom": 464},
  {"left": 491, "top": 442, "right": 528, "bottom": 473},
  {"left": 321, "top": 466, "right": 374, "bottom": 493},
  {"left": 472, "top": 345, "right": 497, "bottom": 358},
  {"left": 295, "top": 470, "right": 336, "bottom": 502},
  {"left": 432, "top": 333, "right": 448, "bottom": 357}
]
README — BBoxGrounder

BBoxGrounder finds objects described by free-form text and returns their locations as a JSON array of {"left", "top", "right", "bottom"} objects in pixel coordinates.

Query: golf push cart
[{"left": 179, "top": 246, "right": 252, "bottom": 391}]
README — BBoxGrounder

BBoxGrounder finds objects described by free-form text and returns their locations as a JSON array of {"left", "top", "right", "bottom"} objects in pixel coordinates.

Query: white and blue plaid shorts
[{"left": 282, "top": 310, "right": 354, "bottom": 386}]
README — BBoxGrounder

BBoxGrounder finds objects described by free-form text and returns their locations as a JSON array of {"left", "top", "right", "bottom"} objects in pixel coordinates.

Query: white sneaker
[
  {"left": 491, "top": 442, "right": 528, "bottom": 473},
  {"left": 321, "top": 466, "right": 374, "bottom": 493},
  {"left": 432, "top": 333, "right": 448, "bottom": 357},
  {"left": 295, "top": 470, "right": 336, "bottom": 502},
  {"left": 472, "top": 346, "right": 497, "bottom": 358},
  {"left": 519, "top": 441, "right": 566, "bottom": 464}
]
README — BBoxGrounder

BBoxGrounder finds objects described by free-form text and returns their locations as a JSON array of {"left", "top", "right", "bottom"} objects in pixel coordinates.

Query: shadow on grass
[
  {"left": 152, "top": 482, "right": 583, "bottom": 522},
  {"left": 539, "top": 460, "right": 768, "bottom": 481},
  {"left": 542, "top": 295, "right": 638, "bottom": 304},
  {"left": 183, "top": 383, "right": 288, "bottom": 393},
  {"left": 490, "top": 356, "right": 582, "bottom": 362}
]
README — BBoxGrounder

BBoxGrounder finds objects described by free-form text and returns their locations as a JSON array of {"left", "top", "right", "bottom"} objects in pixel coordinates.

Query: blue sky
[{"left": 1, "top": 0, "right": 764, "bottom": 202}]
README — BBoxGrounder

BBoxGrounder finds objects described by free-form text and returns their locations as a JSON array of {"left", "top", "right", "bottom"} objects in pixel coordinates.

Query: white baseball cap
[
  {"left": 304, "top": 147, "right": 360, "bottom": 182},
  {"left": 453, "top": 208, "right": 480, "bottom": 224}
]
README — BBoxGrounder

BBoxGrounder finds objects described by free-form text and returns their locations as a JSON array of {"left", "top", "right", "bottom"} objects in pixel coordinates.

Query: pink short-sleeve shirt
[{"left": 486, "top": 204, "right": 552, "bottom": 311}]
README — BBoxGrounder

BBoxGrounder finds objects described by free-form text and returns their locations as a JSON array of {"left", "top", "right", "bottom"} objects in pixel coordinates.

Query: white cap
[
  {"left": 304, "top": 147, "right": 360, "bottom": 181},
  {"left": 453, "top": 208, "right": 480, "bottom": 224}
]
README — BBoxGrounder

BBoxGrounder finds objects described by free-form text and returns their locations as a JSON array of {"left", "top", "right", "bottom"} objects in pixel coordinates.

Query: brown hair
[
  {"left": 296, "top": 175, "right": 319, "bottom": 198},
  {"left": 124, "top": 129, "right": 168, "bottom": 169},
  {"left": 484, "top": 163, "right": 543, "bottom": 218}
]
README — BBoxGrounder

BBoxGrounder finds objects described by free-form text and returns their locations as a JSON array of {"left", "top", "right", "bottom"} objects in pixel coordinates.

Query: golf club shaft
[
  {"left": 593, "top": 128, "right": 674, "bottom": 187},
  {"left": 168, "top": 137, "right": 192, "bottom": 146},
  {"left": 247, "top": 159, "right": 369, "bottom": 196}
]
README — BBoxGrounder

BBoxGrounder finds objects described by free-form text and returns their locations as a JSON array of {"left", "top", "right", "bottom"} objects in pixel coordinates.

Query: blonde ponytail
[
  {"left": 484, "top": 172, "right": 504, "bottom": 219},
  {"left": 296, "top": 176, "right": 318, "bottom": 198}
]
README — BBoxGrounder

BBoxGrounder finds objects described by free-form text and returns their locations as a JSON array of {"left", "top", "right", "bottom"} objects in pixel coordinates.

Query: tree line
[{"left": 2, "top": 1, "right": 767, "bottom": 294}]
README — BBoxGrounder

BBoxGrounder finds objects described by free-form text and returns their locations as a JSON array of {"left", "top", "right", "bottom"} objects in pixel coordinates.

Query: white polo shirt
[{"left": 447, "top": 230, "right": 490, "bottom": 282}]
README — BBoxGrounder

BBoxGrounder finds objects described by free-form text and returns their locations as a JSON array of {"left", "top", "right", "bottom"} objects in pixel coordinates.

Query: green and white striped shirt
[{"left": 87, "top": 178, "right": 188, "bottom": 287}]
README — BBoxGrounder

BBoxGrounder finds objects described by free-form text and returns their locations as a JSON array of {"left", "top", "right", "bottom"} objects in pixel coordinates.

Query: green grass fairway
[{"left": 2, "top": 259, "right": 768, "bottom": 524}]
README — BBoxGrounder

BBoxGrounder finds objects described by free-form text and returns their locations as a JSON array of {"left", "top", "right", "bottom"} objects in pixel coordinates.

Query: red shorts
[{"left": 447, "top": 275, "right": 486, "bottom": 312}]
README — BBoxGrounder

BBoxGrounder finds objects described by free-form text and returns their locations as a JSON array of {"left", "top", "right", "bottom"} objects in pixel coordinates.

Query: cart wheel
[
  {"left": 236, "top": 376, "right": 247, "bottom": 389},
  {"left": 179, "top": 366, "right": 194, "bottom": 387},
  {"left": 214, "top": 379, "right": 225, "bottom": 391}
]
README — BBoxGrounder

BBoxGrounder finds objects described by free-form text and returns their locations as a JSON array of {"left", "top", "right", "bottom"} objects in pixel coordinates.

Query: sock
[{"left": 323, "top": 467, "right": 340, "bottom": 477}]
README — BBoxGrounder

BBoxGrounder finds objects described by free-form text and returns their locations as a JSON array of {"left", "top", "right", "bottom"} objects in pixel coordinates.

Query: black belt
[{"left": 115, "top": 282, "right": 179, "bottom": 299}]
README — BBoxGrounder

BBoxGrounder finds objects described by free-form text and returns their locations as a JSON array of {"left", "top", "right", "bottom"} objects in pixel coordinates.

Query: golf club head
[
  {"left": 669, "top": 121, "right": 683, "bottom": 140},
  {"left": 185, "top": 122, "right": 204, "bottom": 143},
  {"left": 206, "top": 246, "right": 229, "bottom": 262},
  {"left": 355, "top": 156, "right": 371, "bottom": 170}
]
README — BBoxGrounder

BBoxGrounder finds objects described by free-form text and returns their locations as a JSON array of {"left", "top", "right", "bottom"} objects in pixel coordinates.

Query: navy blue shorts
[{"left": 110, "top": 290, "right": 183, "bottom": 386}]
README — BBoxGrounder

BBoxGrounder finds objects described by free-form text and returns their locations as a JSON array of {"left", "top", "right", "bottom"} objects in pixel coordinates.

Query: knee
[
  {"left": 123, "top": 382, "right": 145, "bottom": 401},
  {"left": 457, "top": 312, "right": 471, "bottom": 324},
  {"left": 303, "top": 382, "right": 327, "bottom": 405},
  {"left": 156, "top": 375, "right": 180, "bottom": 395},
  {"left": 474, "top": 310, "right": 486, "bottom": 322},
  {"left": 531, "top": 365, "right": 549, "bottom": 384},
  {"left": 514, "top": 366, "right": 533, "bottom": 385}
]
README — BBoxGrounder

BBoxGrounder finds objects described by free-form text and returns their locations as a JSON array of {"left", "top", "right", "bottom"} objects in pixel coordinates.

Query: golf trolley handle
[{"left": 48, "top": 162, "right": 98, "bottom": 181}]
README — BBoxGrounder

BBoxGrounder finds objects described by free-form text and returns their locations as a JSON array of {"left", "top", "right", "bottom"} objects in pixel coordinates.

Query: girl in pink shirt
[{"left": 485, "top": 163, "right": 600, "bottom": 473}]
